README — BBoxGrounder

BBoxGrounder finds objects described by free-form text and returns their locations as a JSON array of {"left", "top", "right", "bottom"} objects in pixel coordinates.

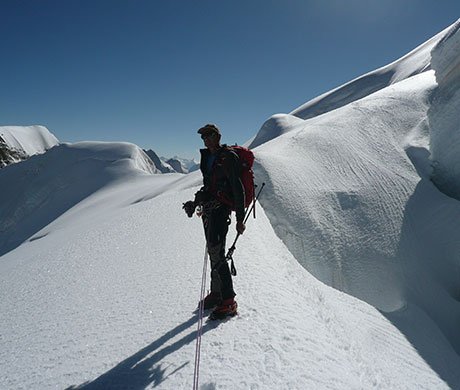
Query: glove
[
  {"left": 194, "top": 189, "right": 211, "bottom": 205},
  {"left": 182, "top": 200, "right": 196, "bottom": 218}
]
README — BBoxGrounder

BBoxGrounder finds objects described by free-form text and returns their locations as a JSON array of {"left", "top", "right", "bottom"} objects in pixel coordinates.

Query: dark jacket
[{"left": 199, "top": 145, "right": 245, "bottom": 222}]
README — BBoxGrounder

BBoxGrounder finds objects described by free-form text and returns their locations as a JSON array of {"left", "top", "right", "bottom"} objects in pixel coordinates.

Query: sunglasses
[{"left": 201, "top": 133, "right": 216, "bottom": 140}]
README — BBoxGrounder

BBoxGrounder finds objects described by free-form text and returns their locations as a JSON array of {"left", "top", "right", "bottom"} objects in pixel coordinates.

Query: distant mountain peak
[
  {"left": 143, "top": 149, "right": 175, "bottom": 173},
  {"left": 0, "top": 125, "right": 59, "bottom": 168}
]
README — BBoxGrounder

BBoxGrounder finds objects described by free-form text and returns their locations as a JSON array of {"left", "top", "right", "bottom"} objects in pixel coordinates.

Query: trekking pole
[
  {"left": 226, "top": 182, "right": 265, "bottom": 275},
  {"left": 252, "top": 183, "right": 256, "bottom": 219}
]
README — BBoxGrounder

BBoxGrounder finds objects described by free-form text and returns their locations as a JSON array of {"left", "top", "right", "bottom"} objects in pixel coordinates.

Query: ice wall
[{"left": 428, "top": 19, "right": 460, "bottom": 200}]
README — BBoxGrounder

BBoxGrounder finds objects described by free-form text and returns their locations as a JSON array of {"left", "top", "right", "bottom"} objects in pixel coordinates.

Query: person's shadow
[{"left": 66, "top": 313, "right": 220, "bottom": 389}]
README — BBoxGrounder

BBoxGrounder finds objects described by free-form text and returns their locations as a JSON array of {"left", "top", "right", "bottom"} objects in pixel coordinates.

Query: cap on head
[{"left": 197, "top": 123, "right": 221, "bottom": 136}]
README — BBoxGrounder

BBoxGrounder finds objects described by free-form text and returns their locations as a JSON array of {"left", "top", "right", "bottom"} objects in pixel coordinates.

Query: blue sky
[{"left": 2, "top": 1, "right": 460, "bottom": 159}]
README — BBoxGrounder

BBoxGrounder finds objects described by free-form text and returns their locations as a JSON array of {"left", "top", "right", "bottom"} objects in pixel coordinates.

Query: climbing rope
[{"left": 193, "top": 245, "right": 208, "bottom": 390}]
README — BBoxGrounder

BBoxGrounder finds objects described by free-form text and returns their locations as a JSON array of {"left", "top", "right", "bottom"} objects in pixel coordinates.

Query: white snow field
[
  {"left": 1, "top": 168, "right": 456, "bottom": 390},
  {"left": 2, "top": 19, "right": 460, "bottom": 390},
  {"left": 0, "top": 125, "right": 59, "bottom": 156}
]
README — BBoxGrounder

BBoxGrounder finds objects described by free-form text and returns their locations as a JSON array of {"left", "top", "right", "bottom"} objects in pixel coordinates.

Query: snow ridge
[
  {"left": 253, "top": 73, "right": 438, "bottom": 313},
  {"left": 0, "top": 141, "right": 157, "bottom": 256},
  {"left": 289, "top": 25, "right": 448, "bottom": 121},
  {"left": 248, "top": 114, "right": 304, "bottom": 149},
  {"left": 0, "top": 125, "right": 59, "bottom": 168},
  {"left": 249, "top": 22, "right": 454, "bottom": 150},
  {"left": 0, "top": 125, "right": 59, "bottom": 156}
]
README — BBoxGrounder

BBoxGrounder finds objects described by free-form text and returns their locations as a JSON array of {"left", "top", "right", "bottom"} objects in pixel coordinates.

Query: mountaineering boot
[
  {"left": 208, "top": 298, "right": 238, "bottom": 321},
  {"left": 198, "top": 292, "right": 222, "bottom": 310}
]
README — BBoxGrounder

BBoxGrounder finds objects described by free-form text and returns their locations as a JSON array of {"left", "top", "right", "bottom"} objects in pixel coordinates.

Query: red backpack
[{"left": 213, "top": 145, "right": 255, "bottom": 210}]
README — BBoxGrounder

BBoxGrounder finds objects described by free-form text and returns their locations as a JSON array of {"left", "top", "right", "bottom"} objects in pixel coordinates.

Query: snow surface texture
[
  {"left": 253, "top": 72, "right": 460, "bottom": 365},
  {"left": 428, "top": 19, "right": 460, "bottom": 200},
  {"left": 0, "top": 125, "right": 59, "bottom": 156},
  {"left": 0, "top": 172, "right": 455, "bottom": 389}
]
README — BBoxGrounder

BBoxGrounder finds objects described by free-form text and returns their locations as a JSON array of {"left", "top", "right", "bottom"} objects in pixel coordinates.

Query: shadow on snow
[
  {"left": 66, "top": 314, "right": 221, "bottom": 389},
  {"left": 382, "top": 147, "right": 460, "bottom": 389}
]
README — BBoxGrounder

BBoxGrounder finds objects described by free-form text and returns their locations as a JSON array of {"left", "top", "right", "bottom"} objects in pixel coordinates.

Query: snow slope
[
  {"left": 249, "top": 18, "right": 460, "bottom": 387},
  {"left": 0, "top": 125, "right": 59, "bottom": 156},
  {"left": 254, "top": 73, "right": 437, "bottom": 309},
  {"left": 1, "top": 170, "right": 456, "bottom": 389},
  {"left": 0, "top": 141, "right": 159, "bottom": 256}
]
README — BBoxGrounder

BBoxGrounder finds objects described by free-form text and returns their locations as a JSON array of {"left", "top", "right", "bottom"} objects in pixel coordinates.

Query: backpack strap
[{"left": 210, "top": 147, "right": 234, "bottom": 207}]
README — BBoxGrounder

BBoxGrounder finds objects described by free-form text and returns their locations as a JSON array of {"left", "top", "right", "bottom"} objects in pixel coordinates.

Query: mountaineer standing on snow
[{"left": 183, "top": 124, "right": 245, "bottom": 320}]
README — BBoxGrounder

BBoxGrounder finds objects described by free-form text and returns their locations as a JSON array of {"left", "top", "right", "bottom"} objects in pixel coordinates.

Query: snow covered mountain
[
  {"left": 165, "top": 157, "right": 188, "bottom": 174},
  {"left": 161, "top": 155, "right": 200, "bottom": 174},
  {"left": 2, "top": 20, "right": 460, "bottom": 390},
  {"left": 0, "top": 136, "right": 28, "bottom": 168},
  {"left": 141, "top": 153, "right": 200, "bottom": 175},
  {"left": 0, "top": 125, "right": 59, "bottom": 167},
  {"left": 144, "top": 149, "right": 176, "bottom": 173},
  {"left": 171, "top": 156, "right": 200, "bottom": 172}
]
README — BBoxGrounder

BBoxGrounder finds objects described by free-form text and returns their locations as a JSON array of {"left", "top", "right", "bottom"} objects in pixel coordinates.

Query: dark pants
[{"left": 202, "top": 203, "right": 236, "bottom": 301}]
